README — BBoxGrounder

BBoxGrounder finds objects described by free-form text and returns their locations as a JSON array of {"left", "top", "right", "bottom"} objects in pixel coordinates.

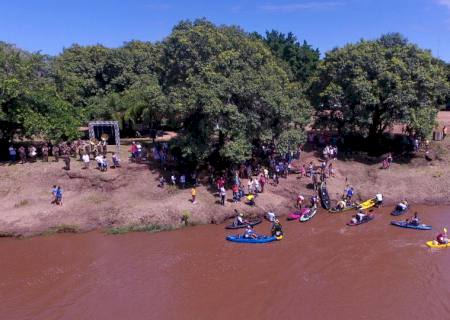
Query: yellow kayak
[
  {"left": 426, "top": 241, "right": 450, "bottom": 249},
  {"left": 358, "top": 198, "right": 376, "bottom": 210}
]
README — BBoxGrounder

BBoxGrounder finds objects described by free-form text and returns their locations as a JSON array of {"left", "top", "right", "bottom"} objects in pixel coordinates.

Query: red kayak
[{"left": 287, "top": 207, "right": 310, "bottom": 221}]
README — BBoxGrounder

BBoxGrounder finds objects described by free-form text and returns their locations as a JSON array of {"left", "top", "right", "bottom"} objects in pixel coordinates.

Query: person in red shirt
[
  {"left": 232, "top": 184, "right": 239, "bottom": 203},
  {"left": 130, "top": 142, "right": 137, "bottom": 160},
  {"left": 259, "top": 175, "right": 266, "bottom": 193},
  {"left": 436, "top": 228, "right": 448, "bottom": 244}
]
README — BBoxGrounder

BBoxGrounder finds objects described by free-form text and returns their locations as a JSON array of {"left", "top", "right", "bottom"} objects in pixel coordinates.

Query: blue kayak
[
  {"left": 226, "top": 235, "right": 278, "bottom": 243},
  {"left": 391, "top": 221, "right": 432, "bottom": 230},
  {"left": 391, "top": 205, "right": 409, "bottom": 216}
]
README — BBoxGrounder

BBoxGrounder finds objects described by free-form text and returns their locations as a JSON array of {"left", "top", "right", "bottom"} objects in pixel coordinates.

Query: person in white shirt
[
  {"left": 253, "top": 179, "right": 260, "bottom": 193},
  {"left": 266, "top": 211, "right": 276, "bottom": 222},
  {"left": 234, "top": 211, "right": 247, "bottom": 226},
  {"left": 247, "top": 178, "right": 253, "bottom": 194},
  {"left": 396, "top": 200, "right": 408, "bottom": 211},
  {"left": 82, "top": 153, "right": 90, "bottom": 169},
  {"left": 136, "top": 143, "right": 143, "bottom": 158},
  {"left": 112, "top": 153, "right": 120, "bottom": 168},
  {"left": 220, "top": 186, "right": 226, "bottom": 206},
  {"left": 375, "top": 193, "right": 383, "bottom": 207},
  {"left": 101, "top": 156, "right": 108, "bottom": 172},
  {"left": 95, "top": 155, "right": 103, "bottom": 169}
]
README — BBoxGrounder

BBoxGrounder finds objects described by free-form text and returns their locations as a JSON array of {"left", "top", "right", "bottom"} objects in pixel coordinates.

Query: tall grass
[
  {"left": 41, "top": 224, "right": 80, "bottom": 236},
  {"left": 106, "top": 223, "right": 173, "bottom": 235}
]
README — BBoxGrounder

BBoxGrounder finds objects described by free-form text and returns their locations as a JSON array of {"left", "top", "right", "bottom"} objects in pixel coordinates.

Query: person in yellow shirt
[{"left": 191, "top": 187, "right": 197, "bottom": 204}]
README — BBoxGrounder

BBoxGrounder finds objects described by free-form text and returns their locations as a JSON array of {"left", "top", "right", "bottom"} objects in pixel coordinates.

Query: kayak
[
  {"left": 225, "top": 218, "right": 262, "bottom": 229},
  {"left": 287, "top": 207, "right": 310, "bottom": 221},
  {"left": 391, "top": 221, "right": 432, "bottom": 230},
  {"left": 300, "top": 206, "right": 318, "bottom": 222},
  {"left": 358, "top": 198, "right": 376, "bottom": 210},
  {"left": 391, "top": 206, "right": 409, "bottom": 216},
  {"left": 426, "top": 241, "right": 450, "bottom": 249},
  {"left": 329, "top": 203, "right": 358, "bottom": 213},
  {"left": 226, "top": 235, "right": 278, "bottom": 243},
  {"left": 319, "top": 182, "right": 331, "bottom": 210},
  {"left": 347, "top": 214, "right": 374, "bottom": 226}
]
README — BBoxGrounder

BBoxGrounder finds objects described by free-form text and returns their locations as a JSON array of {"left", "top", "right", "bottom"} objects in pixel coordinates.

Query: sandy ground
[{"left": 1, "top": 112, "right": 449, "bottom": 236}]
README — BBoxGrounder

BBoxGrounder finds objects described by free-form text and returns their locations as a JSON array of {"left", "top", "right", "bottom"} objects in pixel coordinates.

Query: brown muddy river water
[{"left": 1, "top": 206, "right": 449, "bottom": 320}]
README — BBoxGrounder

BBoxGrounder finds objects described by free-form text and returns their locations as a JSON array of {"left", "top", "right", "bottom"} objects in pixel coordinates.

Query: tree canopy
[
  {"left": 258, "top": 30, "right": 320, "bottom": 85},
  {"left": 0, "top": 42, "right": 80, "bottom": 142},
  {"left": 161, "top": 20, "right": 311, "bottom": 164},
  {"left": 312, "top": 33, "right": 450, "bottom": 140},
  {"left": 1, "top": 24, "right": 449, "bottom": 165}
]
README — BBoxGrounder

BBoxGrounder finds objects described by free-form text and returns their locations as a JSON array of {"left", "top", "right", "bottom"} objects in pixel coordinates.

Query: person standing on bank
[
  {"left": 63, "top": 155, "right": 71, "bottom": 170},
  {"left": 82, "top": 153, "right": 90, "bottom": 169},
  {"left": 42, "top": 144, "right": 49, "bottom": 162},
  {"left": 52, "top": 145, "right": 60, "bottom": 162},
  {"left": 220, "top": 186, "right": 226, "bottom": 206},
  {"left": 8, "top": 145, "right": 16, "bottom": 163},
  {"left": 191, "top": 187, "right": 197, "bottom": 204}
]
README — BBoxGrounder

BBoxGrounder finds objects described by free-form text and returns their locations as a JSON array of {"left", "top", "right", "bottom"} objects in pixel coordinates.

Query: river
[{"left": 1, "top": 206, "right": 449, "bottom": 320}]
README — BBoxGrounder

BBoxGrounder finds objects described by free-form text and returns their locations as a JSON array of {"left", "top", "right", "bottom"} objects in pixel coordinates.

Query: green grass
[
  {"left": 106, "top": 223, "right": 173, "bottom": 235},
  {"left": 14, "top": 199, "right": 29, "bottom": 207},
  {"left": 40, "top": 224, "right": 80, "bottom": 236},
  {"left": 166, "top": 184, "right": 179, "bottom": 194},
  {"left": 181, "top": 210, "right": 191, "bottom": 226},
  {"left": 0, "top": 231, "right": 16, "bottom": 237},
  {"left": 433, "top": 170, "right": 444, "bottom": 178}
]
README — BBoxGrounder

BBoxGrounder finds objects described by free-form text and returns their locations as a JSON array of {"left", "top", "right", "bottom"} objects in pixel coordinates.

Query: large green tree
[
  {"left": 312, "top": 34, "right": 449, "bottom": 140},
  {"left": 258, "top": 30, "right": 320, "bottom": 84},
  {"left": 161, "top": 20, "right": 311, "bottom": 165},
  {"left": 0, "top": 42, "right": 80, "bottom": 142},
  {"left": 52, "top": 44, "right": 112, "bottom": 108},
  {"left": 52, "top": 41, "right": 166, "bottom": 129}
]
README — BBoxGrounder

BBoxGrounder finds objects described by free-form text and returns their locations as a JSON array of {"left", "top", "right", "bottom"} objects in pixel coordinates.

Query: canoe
[
  {"left": 287, "top": 207, "right": 310, "bottom": 221},
  {"left": 225, "top": 218, "right": 262, "bottom": 229},
  {"left": 329, "top": 203, "right": 357, "bottom": 213},
  {"left": 391, "top": 221, "right": 431, "bottom": 230},
  {"left": 426, "top": 241, "right": 450, "bottom": 249},
  {"left": 347, "top": 214, "right": 374, "bottom": 226},
  {"left": 226, "top": 235, "right": 278, "bottom": 243},
  {"left": 391, "top": 206, "right": 409, "bottom": 216},
  {"left": 319, "top": 182, "right": 331, "bottom": 210},
  {"left": 358, "top": 198, "right": 376, "bottom": 210},
  {"left": 300, "top": 206, "right": 318, "bottom": 222}
]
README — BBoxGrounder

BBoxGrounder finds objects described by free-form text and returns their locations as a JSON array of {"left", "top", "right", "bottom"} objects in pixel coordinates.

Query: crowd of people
[
  {"left": 151, "top": 140, "right": 342, "bottom": 214},
  {"left": 7, "top": 139, "right": 121, "bottom": 171}
]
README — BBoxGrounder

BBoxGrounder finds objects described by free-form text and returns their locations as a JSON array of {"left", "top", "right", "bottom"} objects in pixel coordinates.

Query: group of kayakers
[
  {"left": 242, "top": 219, "right": 283, "bottom": 239},
  {"left": 229, "top": 189, "right": 448, "bottom": 247},
  {"left": 233, "top": 210, "right": 284, "bottom": 240},
  {"left": 349, "top": 195, "right": 449, "bottom": 246}
]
